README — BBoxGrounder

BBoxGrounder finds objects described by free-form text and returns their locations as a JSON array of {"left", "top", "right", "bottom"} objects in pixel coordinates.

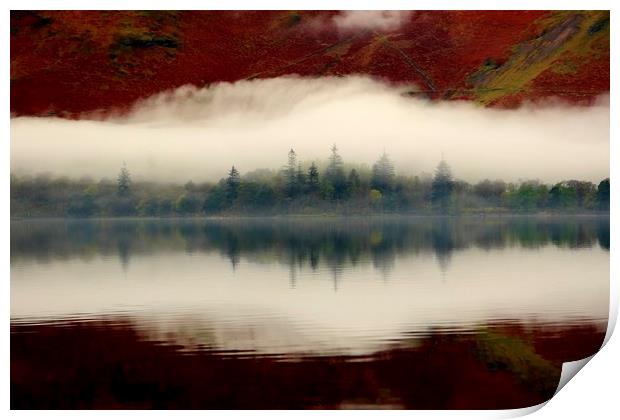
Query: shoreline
[{"left": 10, "top": 212, "right": 611, "bottom": 222}]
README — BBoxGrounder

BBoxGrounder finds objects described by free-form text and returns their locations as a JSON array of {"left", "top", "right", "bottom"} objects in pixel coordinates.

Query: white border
[
  {"left": 2, "top": 1, "right": 618, "bottom": 11},
  {"left": 4, "top": 1, "right": 617, "bottom": 419}
]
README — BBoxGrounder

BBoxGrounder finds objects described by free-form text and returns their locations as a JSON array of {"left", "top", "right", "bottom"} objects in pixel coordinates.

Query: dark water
[{"left": 11, "top": 216, "right": 609, "bottom": 409}]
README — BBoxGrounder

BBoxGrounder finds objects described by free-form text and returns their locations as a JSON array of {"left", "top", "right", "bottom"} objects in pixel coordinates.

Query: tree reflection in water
[{"left": 11, "top": 216, "right": 610, "bottom": 280}]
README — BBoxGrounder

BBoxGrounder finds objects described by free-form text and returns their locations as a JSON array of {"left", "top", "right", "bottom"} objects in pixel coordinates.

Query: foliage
[
  {"left": 503, "top": 180, "right": 548, "bottom": 212},
  {"left": 175, "top": 194, "right": 201, "bottom": 215},
  {"left": 597, "top": 178, "right": 610, "bottom": 211}
]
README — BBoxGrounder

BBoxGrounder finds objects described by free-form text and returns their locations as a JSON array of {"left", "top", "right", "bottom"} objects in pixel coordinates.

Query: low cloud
[
  {"left": 10, "top": 76, "right": 610, "bottom": 184},
  {"left": 332, "top": 11, "right": 414, "bottom": 32}
]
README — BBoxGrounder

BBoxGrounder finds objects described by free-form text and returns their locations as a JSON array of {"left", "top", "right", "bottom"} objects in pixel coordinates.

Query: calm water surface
[{"left": 11, "top": 216, "right": 609, "bottom": 409}]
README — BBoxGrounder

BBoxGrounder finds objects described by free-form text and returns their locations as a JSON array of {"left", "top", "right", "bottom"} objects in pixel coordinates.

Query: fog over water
[{"left": 10, "top": 76, "right": 609, "bottom": 183}]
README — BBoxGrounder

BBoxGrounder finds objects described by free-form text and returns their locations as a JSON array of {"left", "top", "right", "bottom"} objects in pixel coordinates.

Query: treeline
[{"left": 10, "top": 145, "right": 610, "bottom": 217}]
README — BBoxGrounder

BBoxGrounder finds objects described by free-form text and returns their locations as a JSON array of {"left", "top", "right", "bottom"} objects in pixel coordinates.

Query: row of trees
[{"left": 10, "top": 146, "right": 610, "bottom": 217}]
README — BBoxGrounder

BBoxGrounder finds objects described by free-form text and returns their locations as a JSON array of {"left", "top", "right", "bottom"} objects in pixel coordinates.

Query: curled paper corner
[
  {"left": 507, "top": 401, "right": 547, "bottom": 417},
  {"left": 602, "top": 285, "right": 618, "bottom": 347},
  {"left": 507, "top": 355, "right": 598, "bottom": 417},
  {"left": 512, "top": 297, "right": 616, "bottom": 416},
  {"left": 554, "top": 355, "right": 595, "bottom": 396}
]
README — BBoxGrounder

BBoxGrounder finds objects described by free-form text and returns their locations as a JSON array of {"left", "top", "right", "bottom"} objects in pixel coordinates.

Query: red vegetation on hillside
[{"left": 10, "top": 10, "right": 609, "bottom": 117}]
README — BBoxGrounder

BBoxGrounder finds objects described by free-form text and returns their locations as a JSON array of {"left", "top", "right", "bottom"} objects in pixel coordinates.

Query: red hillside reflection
[{"left": 11, "top": 319, "right": 605, "bottom": 409}]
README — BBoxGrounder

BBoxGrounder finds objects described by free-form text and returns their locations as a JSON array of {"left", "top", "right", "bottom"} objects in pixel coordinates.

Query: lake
[{"left": 10, "top": 215, "right": 609, "bottom": 409}]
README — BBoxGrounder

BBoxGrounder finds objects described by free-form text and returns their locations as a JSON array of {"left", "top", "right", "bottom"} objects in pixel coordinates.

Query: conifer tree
[
  {"left": 296, "top": 164, "right": 306, "bottom": 192},
  {"left": 117, "top": 162, "right": 132, "bottom": 196},
  {"left": 307, "top": 162, "right": 320, "bottom": 193},
  {"left": 431, "top": 159, "right": 454, "bottom": 213},
  {"left": 348, "top": 169, "right": 362, "bottom": 196},
  {"left": 226, "top": 165, "right": 241, "bottom": 202},
  {"left": 325, "top": 144, "right": 347, "bottom": 199},
  {"left": 285, "top": 149, "right": 298, "bottom": 198},
  {"left": 371, "top": 151, "right": 396, "bottom": 193}
]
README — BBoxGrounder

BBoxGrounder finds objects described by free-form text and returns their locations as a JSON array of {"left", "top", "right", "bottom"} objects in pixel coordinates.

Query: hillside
[{"left": 10, "top": 10, "right": 609, "bottom": 117}]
